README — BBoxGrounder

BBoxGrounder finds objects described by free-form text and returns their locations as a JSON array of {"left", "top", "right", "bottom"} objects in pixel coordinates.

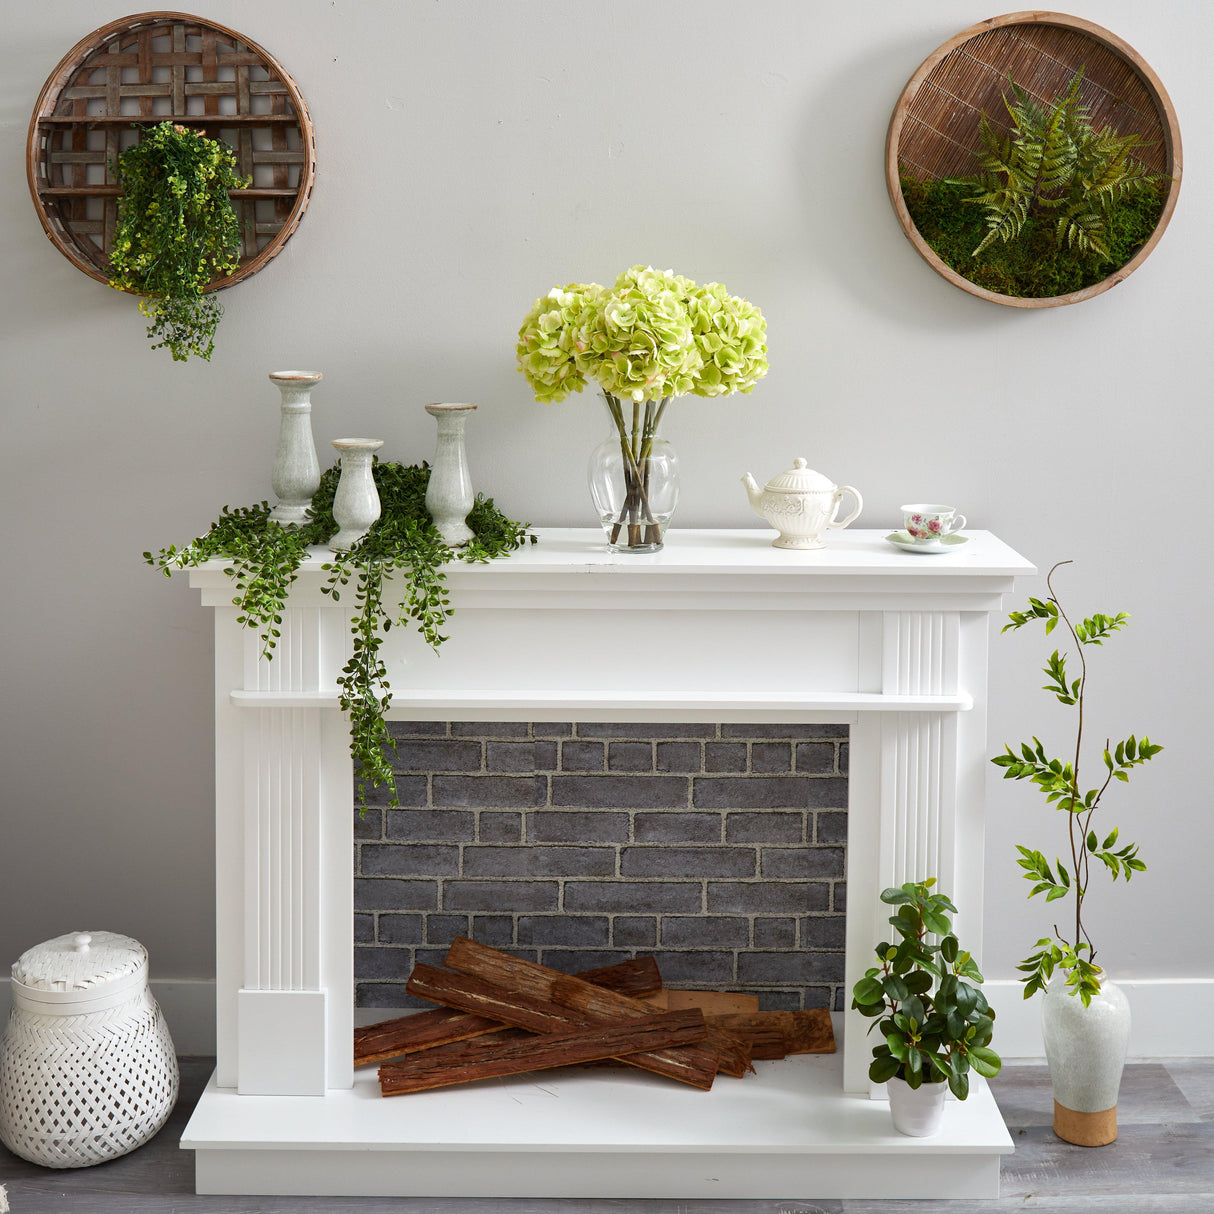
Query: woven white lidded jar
[{"left": 0, "top": 931, "right": 178, "bottom": 1168}]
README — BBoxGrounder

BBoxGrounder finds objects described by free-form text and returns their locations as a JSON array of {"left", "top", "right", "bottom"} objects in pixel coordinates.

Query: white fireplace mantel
[{"left": 181, "top": 527, "right": 1033, "bottom": 1199}]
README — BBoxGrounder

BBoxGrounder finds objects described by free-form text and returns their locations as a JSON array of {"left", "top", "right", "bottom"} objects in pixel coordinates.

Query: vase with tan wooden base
[{"left": 1042, "top": 977, "right": 1130, "bottom": 1146}]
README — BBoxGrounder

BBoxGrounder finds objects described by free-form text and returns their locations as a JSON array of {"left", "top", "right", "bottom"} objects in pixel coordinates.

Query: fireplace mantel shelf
[
  {"left": 189, "top": 526, "right": 1031, "bottom": 594},
  {"left": 228, "top": 687, "right": 973, "bottom": 711},
  {"left": 182, "top": 525, "right": 1033, "bottom": 1199}
]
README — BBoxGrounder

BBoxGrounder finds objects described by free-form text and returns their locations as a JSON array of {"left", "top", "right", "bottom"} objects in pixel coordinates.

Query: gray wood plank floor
[{"left": 1, "top": 1058, "right": 1212, "bottom": 1212}]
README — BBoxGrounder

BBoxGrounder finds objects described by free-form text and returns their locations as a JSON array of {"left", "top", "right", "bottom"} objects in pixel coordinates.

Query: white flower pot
[
  {"left": 1042, "top": 977, "right": 1130, "bottom": 1146},
  {"left": 886, "top": 1076, "right": 947, "bottom": 1137}
]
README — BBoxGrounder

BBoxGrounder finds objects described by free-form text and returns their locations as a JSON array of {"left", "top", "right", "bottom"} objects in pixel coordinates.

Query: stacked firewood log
[{"left": 353, "top": 937, "right": 835, "bottom": 1096}]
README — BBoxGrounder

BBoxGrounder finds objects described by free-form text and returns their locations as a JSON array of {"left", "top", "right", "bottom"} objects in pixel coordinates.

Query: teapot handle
[{"left": 828, "top": 486, "right": 863, "bottom": 530}]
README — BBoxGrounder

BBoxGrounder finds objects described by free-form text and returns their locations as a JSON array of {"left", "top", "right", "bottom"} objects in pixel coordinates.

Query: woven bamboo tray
[
  {"left": 886, "top": 11, "right": 1181, "bottom": 309},
  {"left": 27, "top": 11, "right": 315, "bottom": 293}
]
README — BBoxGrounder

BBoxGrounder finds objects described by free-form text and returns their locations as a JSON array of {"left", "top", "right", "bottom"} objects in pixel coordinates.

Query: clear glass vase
[{"left": 588, "top": 393, "right": 679, "bottom": 553}]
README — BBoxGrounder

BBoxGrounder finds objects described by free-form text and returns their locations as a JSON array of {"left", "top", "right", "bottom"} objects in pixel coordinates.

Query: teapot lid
[
  {"left": 11, "top": 930, "right": 147, "bottom": 992},
  {"left": 764, "top": 458, "right": 837, "bottom": 493}
]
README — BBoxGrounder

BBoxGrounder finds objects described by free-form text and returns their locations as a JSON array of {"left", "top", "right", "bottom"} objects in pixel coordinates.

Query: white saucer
[{"left": 884, "top": 531, "right": 968, "bottom": 554}]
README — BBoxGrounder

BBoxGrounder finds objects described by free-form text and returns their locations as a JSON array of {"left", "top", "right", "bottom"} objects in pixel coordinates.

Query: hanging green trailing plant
[
  {"left": 146, "top": 461, "right": 535, "bottom": 808},
  {"left": 993, "top": 561, "right": 1161, "bottom": 1006},
  {"left": 109, "top": 122, "right": 249, "bottom": 362}
]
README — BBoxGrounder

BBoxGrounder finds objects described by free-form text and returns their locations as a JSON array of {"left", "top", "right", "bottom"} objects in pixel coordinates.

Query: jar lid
[
  {"left": 764, "top": 458, "right": 837, "bottom": 493},
  {"left": 11, "top": 930, "right": 147, "bottom": 993}
]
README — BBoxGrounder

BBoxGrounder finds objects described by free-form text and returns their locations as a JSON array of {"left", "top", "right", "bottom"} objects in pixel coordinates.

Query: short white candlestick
[{"left": 329, "top": 439, "right": 384, "bottom": 551}]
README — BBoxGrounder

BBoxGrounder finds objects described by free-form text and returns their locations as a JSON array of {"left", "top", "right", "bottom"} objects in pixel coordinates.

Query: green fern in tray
[{"left": 960, "top": 70, "right": 1164, "bottom": 261}]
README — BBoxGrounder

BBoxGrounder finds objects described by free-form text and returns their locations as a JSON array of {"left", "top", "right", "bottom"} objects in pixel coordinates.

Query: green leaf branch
[{"left": 994, "top": 560, "right": 1161, "bottom": 1005}]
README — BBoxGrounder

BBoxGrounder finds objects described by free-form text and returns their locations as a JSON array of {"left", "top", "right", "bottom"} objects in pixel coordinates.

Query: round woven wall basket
[
  {"left": 886, "top": 11, "right": 1181, "bottom": 308},
  {"left": 27, "top": 11, "right": 315, "bottom": 293}
]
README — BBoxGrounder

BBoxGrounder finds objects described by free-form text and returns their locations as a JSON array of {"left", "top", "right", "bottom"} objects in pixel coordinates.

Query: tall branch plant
[{"left": 994, "top": 561, "right": 1161, "bottom": 1005}]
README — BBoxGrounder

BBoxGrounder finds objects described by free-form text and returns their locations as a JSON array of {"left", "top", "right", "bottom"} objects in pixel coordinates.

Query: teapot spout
[{"left": 741, "top": 472, "right": 763, "bottom": 514}]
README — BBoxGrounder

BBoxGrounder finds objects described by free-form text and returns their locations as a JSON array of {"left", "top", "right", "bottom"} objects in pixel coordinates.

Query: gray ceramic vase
[{"left": 1042, "top": 976, "right": 1130, "bottom": 1146}]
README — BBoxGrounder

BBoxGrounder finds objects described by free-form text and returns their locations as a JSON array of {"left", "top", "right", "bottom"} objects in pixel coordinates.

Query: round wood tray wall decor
[
  {"left": 886, "top": 11, "right": 1182, "bottom": 309},
  {"left": 27, "top": 11, "right": 316, "bottom": 293}
]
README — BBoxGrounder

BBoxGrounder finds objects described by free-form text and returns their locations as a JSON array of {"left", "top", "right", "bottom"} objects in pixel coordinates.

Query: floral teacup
[{"left": 901, "top": 503, "right": 966, "bottom": 544}]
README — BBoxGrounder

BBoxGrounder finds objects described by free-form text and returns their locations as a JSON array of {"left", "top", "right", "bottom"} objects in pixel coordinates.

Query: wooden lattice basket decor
[
  {"left": 886, "top": 12, "right": 1182, "bottom": 308},
  {"left": 27, "top": 11, "right": 315, "bottom": 292}
]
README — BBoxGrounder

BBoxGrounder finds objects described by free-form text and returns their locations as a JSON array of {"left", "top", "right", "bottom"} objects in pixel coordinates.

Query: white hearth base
[{"left": 183, "top": 1031, "right": 1012, "bottom": 1199}]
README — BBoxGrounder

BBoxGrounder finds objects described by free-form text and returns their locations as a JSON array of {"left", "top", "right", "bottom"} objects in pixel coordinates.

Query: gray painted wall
[{"left": 1, "top": 1, "right": 1209, "bottom": 997}]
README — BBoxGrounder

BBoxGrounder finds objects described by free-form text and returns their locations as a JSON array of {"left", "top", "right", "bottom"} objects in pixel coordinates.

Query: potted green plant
[
  {"left": 516, "top": 265, "right": 768, "bottom": 552},
  {"left": 109, "top": 121, "right": 249, "bottom": 361},
  {"left": 994, "top": 560, "right": 1161, "bottom": 1145},
  {"left": 851, "top": 878, "right": 1000, "bottom": 1136}
]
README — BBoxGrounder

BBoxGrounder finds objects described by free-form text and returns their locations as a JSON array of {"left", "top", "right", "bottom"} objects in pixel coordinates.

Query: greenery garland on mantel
[{"left": 147, "top": 461, "right": 535, "bottom": 808}]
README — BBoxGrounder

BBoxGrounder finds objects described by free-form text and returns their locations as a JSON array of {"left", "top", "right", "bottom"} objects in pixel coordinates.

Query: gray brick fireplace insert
[{"left": 354, "top": 721, "right": 848, "bottom": 1012}]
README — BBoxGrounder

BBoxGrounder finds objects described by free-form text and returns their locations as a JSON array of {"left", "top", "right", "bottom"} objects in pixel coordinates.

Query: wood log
[
  {"left": 706, "top": 1010, "right": 836, "bottom": 1059},
  {"left": 354, "top": 953, "right": 664, "bottom": 1067},
  {"left": 378, "top": 1009, "right": 708, "bottom": 1096},
  {"left": 407, "top": 963, "right": 717, "bottom": 1090},
  {"left": 443, "top": 937, "right": 750, "bottom": 1079},
  {"left": 354, "top": 1006, "right": 502, "bottom": 1067},
  {"left": 645, "top": 989, "right": 760, "bottom": 1014},
  {"left": 570, "top": 955, "right": 663, "bottom": 998}
]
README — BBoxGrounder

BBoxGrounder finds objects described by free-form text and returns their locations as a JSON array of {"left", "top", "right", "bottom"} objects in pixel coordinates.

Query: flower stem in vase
[
  {"left": 640, "top": 398, "right": 668, "bottom": 545},
  {"left": 604, "top": 391, "right": 662, "bottom": 546},
  {"left": 591, "top": 390, "right": 678, "bottom": 553}
]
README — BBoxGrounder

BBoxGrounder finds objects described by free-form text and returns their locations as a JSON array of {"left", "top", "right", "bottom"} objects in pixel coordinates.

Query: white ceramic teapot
[{"left": 742, "top": 458, "right": 863, "bottom": 550}]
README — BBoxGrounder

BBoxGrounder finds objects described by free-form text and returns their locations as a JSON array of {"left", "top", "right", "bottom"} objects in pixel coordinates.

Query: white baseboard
[
  {"left": 985, "top": 978, "right": 1214, "bottom": 1060},
  {"left": 0, "top": 978, "right": 216, "bottom": 1056},
  {"left": 5, "top": 977, "right": 1211, "bottom": 1063}
]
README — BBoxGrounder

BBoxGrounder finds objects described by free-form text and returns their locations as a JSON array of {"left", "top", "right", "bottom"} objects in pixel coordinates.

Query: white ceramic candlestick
[
  {"left": 329, "top": 439, "right": 384, "bottom": 551},
  {"left": 268, "top": 371, "right": 323, "bottom": 526},
  {"left": 424, "top": 403, "right": 477, "bottom": 547}
]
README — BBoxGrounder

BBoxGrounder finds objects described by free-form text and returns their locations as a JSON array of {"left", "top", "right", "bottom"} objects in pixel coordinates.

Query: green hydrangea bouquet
[{"left": 517, "top": 266, "right": 768, "bottom": 551}]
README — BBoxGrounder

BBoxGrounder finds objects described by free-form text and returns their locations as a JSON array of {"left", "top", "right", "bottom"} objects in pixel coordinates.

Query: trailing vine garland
[{"left": 147, "top": 461, "right": 535, "bottom": 807}]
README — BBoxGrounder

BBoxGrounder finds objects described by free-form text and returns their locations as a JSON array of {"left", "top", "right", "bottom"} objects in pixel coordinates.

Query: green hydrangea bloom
[
  {"left": 581, "top": 266, "right": 701, "bottom": 403},
  {"left": 687, "top": 282, "right": 769, "bottom": 397},
  {"left": 516, "top": 265, "right": 768, "bottom": 405},
  {"left": 516, "top": 284, "right": 603, "bottom": 403}
]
